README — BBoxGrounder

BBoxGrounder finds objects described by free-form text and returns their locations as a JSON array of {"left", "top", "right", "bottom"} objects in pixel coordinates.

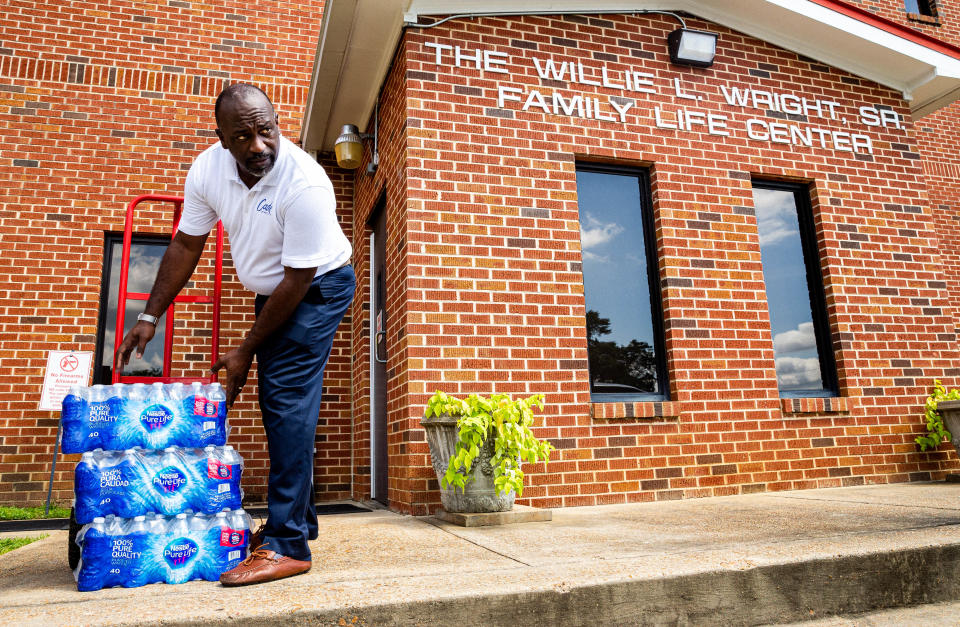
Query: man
[{"left": 117, "top": 83, "right": 354, "bottom": 586}]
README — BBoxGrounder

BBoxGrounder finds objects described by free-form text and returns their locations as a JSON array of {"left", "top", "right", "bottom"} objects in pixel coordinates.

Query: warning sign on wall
[{"left": 39, "top": 350, "right": 93, "bottom": 411}]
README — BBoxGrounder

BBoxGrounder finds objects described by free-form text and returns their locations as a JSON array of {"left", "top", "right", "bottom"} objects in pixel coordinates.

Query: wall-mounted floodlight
[
  {"left": 334, "top": 124, "right": 366, "bottom": 169},
  {"left": 668, "top": 28, "right": 718, "bottom": 68},
  {"left": 333, "top": 102, "right": 380, "bottom": 173}
]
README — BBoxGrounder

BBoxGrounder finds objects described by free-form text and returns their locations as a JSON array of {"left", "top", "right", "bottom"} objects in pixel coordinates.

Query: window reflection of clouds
[
  {"left": 775, "top": 356, "right": 823, "bottom": 389},
  {"left": 773, "top": 321, "right": 817, "bottom": 354},
  {"left": 101, "top": 241, "right": 167, "bottom": 377},
  {"left": 754, "top": 188, "right": 801, "bottom": 247},
  {"left": 580, "top": 213, "right": 624, "bottom": 252},
  {"left": 754, "top": 186, "right": 825, "bottom": 391}
]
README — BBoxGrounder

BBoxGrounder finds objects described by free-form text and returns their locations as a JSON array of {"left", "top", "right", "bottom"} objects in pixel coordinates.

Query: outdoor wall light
[
  {"left": 667, "top": 28, "right": 718, "bottom": 67},
  {"left": 334, "top": 124, "right": 367, "bottom": 170},
  {"left": 334, "top": 100, "right": 380, "bottom": 174}
]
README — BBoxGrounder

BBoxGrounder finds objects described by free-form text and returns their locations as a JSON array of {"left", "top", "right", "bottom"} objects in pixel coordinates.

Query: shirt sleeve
[
  {"left": 280, "top": 184, "right": 348, "bottom": 268},
  {"left": 176, "top": 160, "right": 219, "bottom": 236}
]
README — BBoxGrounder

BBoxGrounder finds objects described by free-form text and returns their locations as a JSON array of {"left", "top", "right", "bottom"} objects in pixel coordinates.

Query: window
[
  {"left": 576, "top": 164, "right": 667, "bottom": 401},
  {"left": 752, "top": 180, "right": 837, "bottom": 397},
  {"left": 905, "top": 0, "right": 936, "bottom": 16},
  {"left": 93, "top": 234, "right": 168, "bottom": 383}
]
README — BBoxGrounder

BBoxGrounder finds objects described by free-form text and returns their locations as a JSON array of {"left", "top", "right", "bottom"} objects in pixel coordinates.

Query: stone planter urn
[
  {"left": 938, "top": 400, "right": 960, "bottom": 458},
  {"left": 421, "top": 413, "right": 515, "bottom": 513}
]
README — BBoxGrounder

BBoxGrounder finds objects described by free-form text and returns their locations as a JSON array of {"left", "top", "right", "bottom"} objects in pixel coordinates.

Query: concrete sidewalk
[{"left": 3, "top": 483, "right": 960, "bottom": 626}]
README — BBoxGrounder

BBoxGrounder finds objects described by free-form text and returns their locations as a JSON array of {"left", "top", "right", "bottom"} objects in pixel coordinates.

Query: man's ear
[{"left": 215, "top": 127, "right": 226, "bottom": 147}]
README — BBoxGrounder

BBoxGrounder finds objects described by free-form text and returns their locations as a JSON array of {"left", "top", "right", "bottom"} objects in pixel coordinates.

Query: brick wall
[
  {"left": 387, "top": 11, "right": 960, "bottom": 514},
  {"left": 0, "top": 0, "right": 352, "bottom": 507},
  {"left": 847, "top": 3, "right": 960, "bottom": 337},
  {"left": 350, "top": 43, "right": 413, "bottom": 507},
  {"left": 845, "top": 0, "right": 960, "bottom": 42},
  {"left": 3, "top": 0, "right": 960, "bottom": 514}
]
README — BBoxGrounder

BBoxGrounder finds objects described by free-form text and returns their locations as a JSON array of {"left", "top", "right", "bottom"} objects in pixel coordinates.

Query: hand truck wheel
[{"left": 68, "top": 506, "right": 81, "bottom": 570}]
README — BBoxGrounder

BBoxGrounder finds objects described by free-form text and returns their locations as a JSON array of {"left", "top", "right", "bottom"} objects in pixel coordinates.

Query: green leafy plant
[
  {"left": 424, "top": 391, "right": 555, "bottom": 497},
  {"left": 916, "top": 380, "right": 960, "bottom": 451}
]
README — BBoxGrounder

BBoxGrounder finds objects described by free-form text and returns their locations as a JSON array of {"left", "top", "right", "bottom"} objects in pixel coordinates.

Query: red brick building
[{"left": 3, "top": 0, "right": 960, "bottom": 516}]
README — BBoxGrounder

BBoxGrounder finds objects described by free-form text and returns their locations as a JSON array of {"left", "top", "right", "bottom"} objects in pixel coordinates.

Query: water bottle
[
  {"left": 150, "top": 382, "right": 166, "bottom": 399},
  {"left": 220, "top": 445, "right": 244, "bottom": 506},
  {"left": 61, "top": 385, "right": 88, "bottom": 454},
  {"left": 168, "top": 382, "right": 185, "bottom": 402},
  {"left": 86, "top": 385, "right": 112, "bottom": 451},
  {"left": 207, "top": 446, "right": 241, "bottom": 512},
  {"left": 190, "top": 382, "right": 225, "bottom": 446},
  {"left": 163, "top": 513, "right": 200, "bottom": 583},
  {"left": 117, "top": 448, "right": 147, "bottom": 518},
  {"left": 146, "top": 511, "right": 167, "bottom": 536},
  {"left": 111, "top": 382, "right": 127, "bottom": 399},
  {"left": 122, "top": 515, "right": 150, "bottom": 588},
  {"left": 74, "top": 451, "right": 100, "bottom": 524},
  {"left": 189, "top": 512, "right": 208, "bottom": 542},
  {"left": 129, "top": 382, "right": 148, "bottom": 402},
  {"left": 75, "top": 516, "right": 108, "bottom": 591},
  {"left": 207, "top": 382, "right": 228, "bottom": 444},
  {"left": 152, "top": 447, "right": 189, "bottom": 513},
  {"left": 78, "top": 450, "right": 123, "bottom": 522},
  {"left": 209, "top": 510, "right": 241, "bottom": 572}
]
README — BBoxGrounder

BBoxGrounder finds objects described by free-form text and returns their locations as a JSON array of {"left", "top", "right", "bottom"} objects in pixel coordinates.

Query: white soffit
[
  {"left": 302, "top": 0, "right": 960, "bottom": 151},
  {"left": 302, "top": 0, "right": 409, "bottom": 152}
]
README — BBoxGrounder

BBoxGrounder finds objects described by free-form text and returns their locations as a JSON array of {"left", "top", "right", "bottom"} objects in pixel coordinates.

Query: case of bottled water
[
  {"left": 61, "top": 382, "right": 227, "bottom": 453},
  {"left": 74, "top": 510, "right": 252, "bottom": 591},
  {"left": 74, "top": 446, "right": 244, "bottom": 524}
]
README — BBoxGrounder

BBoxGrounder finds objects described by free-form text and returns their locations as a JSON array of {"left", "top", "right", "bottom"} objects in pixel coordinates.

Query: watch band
[{"left": 137, "top": 312, "right": 159, "bottom": 326}]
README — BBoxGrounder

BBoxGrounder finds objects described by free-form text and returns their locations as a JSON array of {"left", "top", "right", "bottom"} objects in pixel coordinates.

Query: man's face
[{"left": 216, "top": 94, "right": 280, "bottom": 185}]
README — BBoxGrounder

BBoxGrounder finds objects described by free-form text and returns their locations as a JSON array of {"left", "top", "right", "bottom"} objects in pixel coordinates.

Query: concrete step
[{"left": 2, "top": 483, "right": 960, "bottom": 625}]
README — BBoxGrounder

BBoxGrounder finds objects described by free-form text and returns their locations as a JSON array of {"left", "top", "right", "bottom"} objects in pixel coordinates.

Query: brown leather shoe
[
  {"left": 219, "top": 545, "right": 311, "bottom": 587},
  {"left": 248, "top": 523, "right": 266, "bottom": 549}
]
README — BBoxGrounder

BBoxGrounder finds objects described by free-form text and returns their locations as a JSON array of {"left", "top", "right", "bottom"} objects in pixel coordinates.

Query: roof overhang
[{"left": 302, "top": 0, "right": 960, "bottom": 152}]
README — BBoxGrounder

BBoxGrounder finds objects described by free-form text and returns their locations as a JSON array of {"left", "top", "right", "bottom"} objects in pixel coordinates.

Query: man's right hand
[{"left": 115, "top": 320, "right": 157, "bottom": 371}]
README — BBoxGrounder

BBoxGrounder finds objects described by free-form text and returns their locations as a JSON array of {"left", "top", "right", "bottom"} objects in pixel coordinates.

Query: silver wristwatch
[{"left": 137, "top": 312, "right": 159, "bottom": 326}]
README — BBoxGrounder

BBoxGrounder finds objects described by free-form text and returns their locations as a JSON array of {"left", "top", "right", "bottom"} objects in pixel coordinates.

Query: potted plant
[
  {"left": 421, "top": 391, "right": 554, "bottom": 513},
  {"left": 916, "top": 380, "right": 960, "bottom": 456}
]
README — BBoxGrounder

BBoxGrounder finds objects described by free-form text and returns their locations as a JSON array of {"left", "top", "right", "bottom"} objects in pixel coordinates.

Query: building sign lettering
[{"left": 425, "top": 43, "right": 903, "bottom": 155}]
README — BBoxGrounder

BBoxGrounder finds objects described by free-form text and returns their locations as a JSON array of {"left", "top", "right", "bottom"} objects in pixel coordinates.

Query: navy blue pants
[{"left": 254, "top": 264, "right": 355, "bottom": 561}]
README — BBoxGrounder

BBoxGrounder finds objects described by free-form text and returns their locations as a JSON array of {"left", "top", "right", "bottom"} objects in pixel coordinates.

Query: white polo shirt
[{"left": 178, "top": 135, "right": 352, "bottom": 295}]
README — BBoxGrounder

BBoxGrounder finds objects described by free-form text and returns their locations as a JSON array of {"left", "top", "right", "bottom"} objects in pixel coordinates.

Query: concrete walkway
[{"left": 3, "top": 483, "right": 960, "bottom": 625}]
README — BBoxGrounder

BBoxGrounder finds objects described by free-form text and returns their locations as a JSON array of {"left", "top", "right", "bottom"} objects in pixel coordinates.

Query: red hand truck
[{"left": 112, "top": 194, "right": 225, "bottom": 383}]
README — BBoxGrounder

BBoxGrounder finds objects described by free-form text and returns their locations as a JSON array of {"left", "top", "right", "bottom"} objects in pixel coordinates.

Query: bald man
[{"left": 118, "top": 83, "right": 354, "bottom": 586}]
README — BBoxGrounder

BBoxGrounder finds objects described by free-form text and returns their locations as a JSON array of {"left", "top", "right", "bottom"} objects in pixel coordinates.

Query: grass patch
[
  {"left": 0, "top": 534, "right": 49, "bottom": 556},
  {"left": 0, "top": 505, "right": 71, "bottom": 520}
]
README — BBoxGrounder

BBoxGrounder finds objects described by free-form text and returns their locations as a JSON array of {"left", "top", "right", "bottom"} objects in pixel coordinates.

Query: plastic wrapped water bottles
[
  {"left": 74, "top": 510, "right": 252, "bottom": 591},
  {"left": 74, "top": 446, "right": 244, "bottom": 524},
  {"left": 61, "top": 382, "right": 228, "bottom": 453}
]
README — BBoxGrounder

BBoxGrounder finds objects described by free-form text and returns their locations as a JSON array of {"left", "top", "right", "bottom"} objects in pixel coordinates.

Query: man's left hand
[{"left": 211, "top": 347, "right": 254, "bottom": 407}]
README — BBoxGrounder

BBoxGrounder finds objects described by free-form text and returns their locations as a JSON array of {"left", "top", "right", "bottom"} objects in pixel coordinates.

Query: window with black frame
[
  {"left": 576, "top": 164, "right": 667, "bottom": 401},
  {"left": 904, "top": 0, "right": 936, "bottom": 17},
  {"left": 752, "top": 180, "right": 838, "bottom": 397},
  {"left": 93, "top": 234, "right": 168, "bottom": 384}
]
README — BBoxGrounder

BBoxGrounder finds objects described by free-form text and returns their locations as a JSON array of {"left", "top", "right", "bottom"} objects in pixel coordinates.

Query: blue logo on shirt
[{"left": 256, "top": 198, "right": 273, "bottom": 215}]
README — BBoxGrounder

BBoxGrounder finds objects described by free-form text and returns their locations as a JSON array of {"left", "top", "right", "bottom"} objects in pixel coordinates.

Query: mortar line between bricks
[{"left": 418, "top": 517, "right": 533, "bottom": 566}]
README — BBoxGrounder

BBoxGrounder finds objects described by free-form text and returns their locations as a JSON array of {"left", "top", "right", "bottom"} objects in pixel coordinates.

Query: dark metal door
[{"left": 371, "top": 204, "right": 388, "bottom": 504}]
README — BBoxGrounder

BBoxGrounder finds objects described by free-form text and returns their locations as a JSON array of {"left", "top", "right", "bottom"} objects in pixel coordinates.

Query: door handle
[{"left": 374, "top": 331, "right": 387, "bottom": 364}]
